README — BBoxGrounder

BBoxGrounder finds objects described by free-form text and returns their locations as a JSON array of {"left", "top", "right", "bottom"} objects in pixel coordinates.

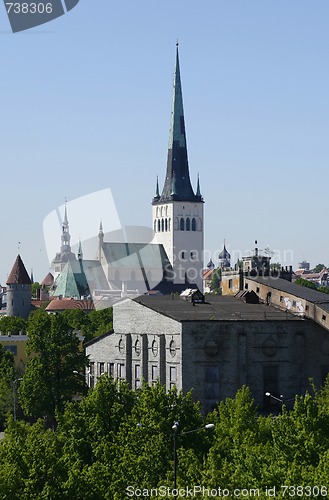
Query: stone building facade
[{"left": 86, "top": 294, "right": 329, "bottom": 413}]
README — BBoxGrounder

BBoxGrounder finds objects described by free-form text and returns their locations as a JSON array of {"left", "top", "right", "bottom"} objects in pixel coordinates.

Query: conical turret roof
[{"left": 7, "top": 255, "right": 31, "bottom": 285}]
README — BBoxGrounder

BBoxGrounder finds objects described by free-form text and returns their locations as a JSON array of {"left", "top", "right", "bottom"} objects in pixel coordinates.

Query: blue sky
[{"left": 1, "top": 0, "right": 329, "bottom": 284}]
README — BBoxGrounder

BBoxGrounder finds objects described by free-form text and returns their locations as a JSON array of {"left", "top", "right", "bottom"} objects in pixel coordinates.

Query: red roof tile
[{"left": 45, "top": 298, "right": 94, "bottom": 312}]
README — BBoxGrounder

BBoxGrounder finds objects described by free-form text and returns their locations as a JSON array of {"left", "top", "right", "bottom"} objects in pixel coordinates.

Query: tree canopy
[
  {"left": 18, "top": 310, "right": 89, "bottom": 426},
  {"left": 1, "top": 381, "right": 329, "bottom": 498}
]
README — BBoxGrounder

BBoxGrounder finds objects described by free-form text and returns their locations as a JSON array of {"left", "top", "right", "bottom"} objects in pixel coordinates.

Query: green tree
[
  {"left": 31, "top": 282, "right": 41, "bottom": 299},
  {"left": 209, "top": 268, "right": 221, "bottom": 294},
  {"left": 0, "top": 345, "right": 15, "bottom": 429},
  {"left": 295, "top": 278, "right": 317, "bottom": 290},
  {"left": 313, "top": 263, "right": 326, "bottom": 273},
  {"left": 18, "top": 310, "right": 88, "bottom": 426},
  {"left": 0, "top": 316, "right": 27, "bottom": 335}
]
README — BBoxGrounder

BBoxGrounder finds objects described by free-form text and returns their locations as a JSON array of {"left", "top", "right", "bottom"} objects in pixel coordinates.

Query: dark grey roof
[
  {"left": 132, "top": 294, "right": 302, "bottom": 322},
  {"left": 102, "top": 242, "right": 171, "bottom": 270},
  {"left": 248, "top": 276, "right": 329, "bottom": 304},
  {"left": 154, "top": 45, "right": 201, "bottom": 204}
]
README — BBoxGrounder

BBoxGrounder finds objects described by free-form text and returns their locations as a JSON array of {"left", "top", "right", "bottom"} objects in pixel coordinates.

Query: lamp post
[
  {"left": 13, "top": 378, "right": 23, "bottom": 421},
  {"left": 265, "top": 392, "right": 284, "bottom": 405},
  {"left": 172, "top": 422, "right": 215, "bottom": 498}
]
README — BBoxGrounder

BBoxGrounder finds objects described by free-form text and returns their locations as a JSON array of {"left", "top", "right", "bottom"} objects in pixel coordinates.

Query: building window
[
  {"left": 263, "top": 365, "right": 278, "bottom": 409},
  {"left": 99, "top": 362, "right": 105, "bottom": 376},
  {"left": 186, "top": 218, "right": 190, "bottom": 231},
  {"left": 154, "top": 220, "right": 157, "bottom": 232},
  {"left": 3, "top": 345, "right": 17, "bottom": 356},
  {"left": 228, "top": 279, "right": 232, "bottom": 289},
  {"left": 108, "top": 363, "right": 115, "bottom": 378},
  {"left": 305, "top": 305, "right": 309, "bottom": 311},
  {"left": 161, "top": 219, "right": 164, "bottom": 232},
  {"left": 180, "top": 218, "right": 185, "bottom": 231},
  {"left": 151, "top": 365, "right": 158, "bottom": 385},
  {"left": 322, "top": 315, "right": 327, "bottom": 321},
  {"left": 118, "top": 364, "right": 125, "bottom": 380},
  {"left": 89, "top": 362, "right": 95, "bottom": 388},
  {"left": 118, "top": 339, "right": 125, "bottom": 354},
  {"left": 169, "top": 340, "right": 176, "bottom": 357},
  {"left": 192, "top": 218, "right": 196, "bottom": 231},
  {"left": 256, "top": 287, "right": 260, "bottom": 293},
  {"left": 151, "top": 339, "right": 158, "bottom": 357},
  {"left": 134, "top": 339, "right": 141, "bottom": 356},
  {"left": 205, "top": 366, "right": 220, "bottom": 404},
  {"left": 157, "top": 220, "right": 160, "bottom": 232},
  {"left": 169, "top": 366, "right": 176, "bottom": 388},
  {"left": 280, "top": 296, "right": 283, "bottom": 302},
  {"left": 165, "top": 218, "right": 168, "bottom": 231},
  {"left": 321, "top": 365, "right": 329, "bottom": 385},
  {"left": 135, "top": 364, "right": 141, "bottom": 389},
  {"left": 292, "top": 301, "right": 296, "bottom": 307},
  {"left": 190, "top": 251, "right": 195, "bottom": 260}
]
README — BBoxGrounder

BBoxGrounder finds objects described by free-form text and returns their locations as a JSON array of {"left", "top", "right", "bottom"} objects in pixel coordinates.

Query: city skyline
[{"left": 1, "top": 0, "right": 329, "bottom": 284}]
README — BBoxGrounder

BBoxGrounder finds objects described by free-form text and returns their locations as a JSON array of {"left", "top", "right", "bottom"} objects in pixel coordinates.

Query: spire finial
[
  {"left": 176, "top": 39, "right": 179, "bottom": 47},
  {"left": 196, "top": 173, "right": 201, "bottom": 197}
]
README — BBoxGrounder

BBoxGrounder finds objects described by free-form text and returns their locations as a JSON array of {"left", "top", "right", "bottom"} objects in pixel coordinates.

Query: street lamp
[
  {"left": 265, "top": 392, "right": 284, "bottom": 405},
  {"left": 172, "top": 422, "right": 215, "bottom": 498},
  {"left": 13, "top": 377, "right": 23, "bottom": 421}
]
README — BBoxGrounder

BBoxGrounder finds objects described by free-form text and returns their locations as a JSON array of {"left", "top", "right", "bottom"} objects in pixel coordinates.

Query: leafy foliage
[
  {"left": 295, "top": 278, "right": 317, "bottom": 290},
  {"left": 18, "top": 310, "right": 88, "bottom": 426},
  {"left": 0, "top": 316, "right": 27, "bottom": 335},
  {"left": 1, "top": 381, "right": 329, "bottom": 497}
]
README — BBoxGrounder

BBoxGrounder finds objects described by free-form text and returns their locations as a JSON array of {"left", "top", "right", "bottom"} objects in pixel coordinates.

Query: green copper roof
[{"left": 52, "top": 260, "right": 109, "bottom": 298}]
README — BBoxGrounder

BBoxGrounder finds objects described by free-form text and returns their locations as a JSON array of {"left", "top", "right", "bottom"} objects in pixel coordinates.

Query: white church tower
[{"left": 152, "top": 44, "right": 204, "bottom": 291}]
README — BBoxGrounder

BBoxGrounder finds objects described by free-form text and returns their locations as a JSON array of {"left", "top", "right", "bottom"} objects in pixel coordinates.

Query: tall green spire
[{"left": 155, "top": 43, "right": 202, "bottom": 203}]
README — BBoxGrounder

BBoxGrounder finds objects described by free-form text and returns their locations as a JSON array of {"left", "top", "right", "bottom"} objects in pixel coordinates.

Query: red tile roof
[
  {"left": 45, "top": 298, "right": 94, "bottom": 312},
  {"left": 41, "top": 272, "right": 54, "bottom": 286}
]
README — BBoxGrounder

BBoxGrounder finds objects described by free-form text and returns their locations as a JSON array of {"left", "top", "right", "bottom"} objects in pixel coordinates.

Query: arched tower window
[
  {"left": 154, "top": 220, "right": 157, "bottom": 232},
  {"left": 157, "top": 220, "right": 161, "bottom": 232},
  {"left": 168, "top": 218, "right": 171, "bottom": 231},
  {"left": 161, "top": 219, "right": 165, "bottom": 232},
  {"left": 198, "top": 218, "right": 203, "bottom": 230},
  {"left": 192, "top": 218, "right": 196, "bottom": 231},
  {"left": 174, "top": 218, "right": 179, "bottom": 230},
  {"left": 180, "top": 218, "right": 185, "bottom": 231},
  {"left": 186, "top": 218, "right": 190, "bottom": 231},
  {"left": 165, "top": 219, "right": 168, "bottom": 231}
]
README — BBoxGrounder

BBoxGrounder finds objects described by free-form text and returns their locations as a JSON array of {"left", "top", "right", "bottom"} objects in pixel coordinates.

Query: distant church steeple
[
  {"left": 98, "top": 221, "right": 104, "bottom": 261},
  {"left": 152, "top": 44, "right": 204, "bottom": 290},
  {"left": 60, "top": 202, "right": 71, "bottom": 253},
  {"left": 51, "top": 201, "right": 76, "bottom": 280}
]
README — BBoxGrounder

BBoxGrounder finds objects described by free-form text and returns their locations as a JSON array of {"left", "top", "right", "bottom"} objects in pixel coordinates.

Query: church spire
[
  {"left": 156, "top": 43, "right": 201, "bottom": 203},
  {"left": 60, "top": 200, "right": 71, "bottom": 253}
]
